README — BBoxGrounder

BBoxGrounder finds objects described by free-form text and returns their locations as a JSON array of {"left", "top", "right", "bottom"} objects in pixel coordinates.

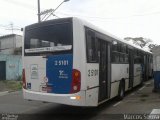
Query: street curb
[
  {"left": 8, "top": 90, "right": 22, "bottom": 94},
  {"left": 8, "top": 90, "right": 17, "bottom": 93},
  {"left": 0, "top": 91, "right": 9, "bottom": 96},
  {"left": 0, "top": 90, "right": 21, "bottom": 96}
]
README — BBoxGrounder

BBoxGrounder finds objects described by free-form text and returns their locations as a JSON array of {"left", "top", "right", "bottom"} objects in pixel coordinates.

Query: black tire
[{"left": 118, "top": 81, "right": 125, "bottom": 100}]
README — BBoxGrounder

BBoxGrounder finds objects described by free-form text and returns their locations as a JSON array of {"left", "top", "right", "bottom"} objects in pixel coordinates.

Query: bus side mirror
[{"left": 21, "top": 28, "right": 24, "bottom": 31}]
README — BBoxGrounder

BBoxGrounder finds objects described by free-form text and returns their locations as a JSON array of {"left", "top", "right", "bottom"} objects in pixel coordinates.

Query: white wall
[
  {"left": 16, "top": 35, "right": 22, "bottom": 48},
  {"left": 0, "top": 35, "right": 22, "bottom": 54}
]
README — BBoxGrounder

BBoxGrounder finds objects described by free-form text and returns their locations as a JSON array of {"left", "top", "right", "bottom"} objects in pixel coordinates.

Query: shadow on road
[{"left": 22, "top": 98, "right": 122, "bottom": 120}]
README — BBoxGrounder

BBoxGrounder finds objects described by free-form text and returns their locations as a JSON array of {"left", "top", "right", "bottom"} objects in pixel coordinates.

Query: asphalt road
[{"left": 0, "top": 80, "right": 160, "bottom": 120}]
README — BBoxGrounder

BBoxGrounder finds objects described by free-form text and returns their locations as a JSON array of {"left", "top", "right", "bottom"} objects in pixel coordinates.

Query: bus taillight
[
  {"left": 71, "top": 69, "right": 81, "bottom": 93},
  {"left": 22, "top": 69, "right": 26, "bottom": 89}
]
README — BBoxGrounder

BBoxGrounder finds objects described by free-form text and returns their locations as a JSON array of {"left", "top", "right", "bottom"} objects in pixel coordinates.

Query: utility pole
[{"left": 38, "top": 0, "right": 41, "bottom": 22}]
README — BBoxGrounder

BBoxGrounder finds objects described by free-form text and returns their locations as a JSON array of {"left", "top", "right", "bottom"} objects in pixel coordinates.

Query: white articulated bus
[{"left": 22, "top": 17, "right": 153, "bottom": 106}]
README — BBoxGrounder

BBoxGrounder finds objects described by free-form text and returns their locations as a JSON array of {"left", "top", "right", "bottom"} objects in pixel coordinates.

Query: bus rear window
[{"left": 24, "top": 22, "right": 73, "bottom": 55}]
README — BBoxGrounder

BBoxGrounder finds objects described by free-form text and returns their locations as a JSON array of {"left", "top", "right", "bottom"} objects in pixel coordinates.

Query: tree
[
  {"left": 124, "top": 37, "right": 158, "bottom": 51},
  {"left": 148, "top": 44, "right": 158, "bottom": 51}
]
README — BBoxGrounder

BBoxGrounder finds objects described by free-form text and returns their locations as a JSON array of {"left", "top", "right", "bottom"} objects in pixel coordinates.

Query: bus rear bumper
[{"left": 23, "top": 89, "right": 87, "bottom": 106}]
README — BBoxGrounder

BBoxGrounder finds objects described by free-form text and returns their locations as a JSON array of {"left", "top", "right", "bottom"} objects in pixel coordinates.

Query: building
[
  {"left": 0, "top": 34, "right": 22, "bottom": 80},
  {"left": 0, "top": 54, "right": 22, "bottom": 80},
  {"left": 0, "top": 34, "right": 22, "bottom": 54}
]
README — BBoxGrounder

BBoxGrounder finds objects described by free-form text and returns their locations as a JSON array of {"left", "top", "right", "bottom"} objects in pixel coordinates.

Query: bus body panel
[
  {"left": 46, "top": 54, "right": 73, "bottom": 94},
  {"left": 23, "top": 18, "right": 75, "bottom": 94},
  {"left": 24, "top": 56, "right": 46, "bottom": 92},
  {"left": 23, "top": 89, "right": 86, "bottom": 106},
  {"left": 86, "top": 88, "right": 99, "bottom": 106},
  {"left": 110, "top": 82, "right": 120, "bottom": 98},
  {"left": 72, "top": 18, "right": 87, "bottom": 91},
  {"left": 111, "top": 64, "right": 129, "bottom": 82},
  {"left": 86, "top": 63, "right": 99, "bottom": 89},
  {"left": 72, "top": 18, "right": 99, "bottom": 106},
  {"left": 133, "top": 64, "right": 142, "bottom": 87},
  {"left": 85, "top": 63, "right": 99, "bottom": 106},
  {"left": 111, "top": 64, "right": 129, "bottom": 98}
]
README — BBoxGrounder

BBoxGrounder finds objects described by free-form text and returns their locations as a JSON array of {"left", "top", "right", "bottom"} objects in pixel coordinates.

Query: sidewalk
[
  {"left": 101, "top": 79, "right": 160, "bottom": 114},
  {"left": 0, "top": 81, "right": 9, "bottom": 96},
  {"left": 0, "top": 81, "right": 8, "bottom": 91},
  {"left": 122, "top": 79, "right": 160, "bottom": 114}
]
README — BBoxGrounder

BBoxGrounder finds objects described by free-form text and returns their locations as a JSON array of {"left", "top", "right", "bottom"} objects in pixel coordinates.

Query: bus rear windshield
[{"left": 24, "top": 22, "right": 73, "bottom": 56}]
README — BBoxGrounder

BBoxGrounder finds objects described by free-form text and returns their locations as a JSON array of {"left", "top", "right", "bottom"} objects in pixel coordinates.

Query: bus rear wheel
[{"left": 118, "top": 81, "right": 125, "bottom": 100}]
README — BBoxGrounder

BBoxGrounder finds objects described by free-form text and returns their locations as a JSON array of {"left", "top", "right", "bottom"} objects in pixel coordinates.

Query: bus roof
[
  {"left": 72, "top": 17, "right": 152, "bottom": 54},
  {"left": 25, "top": 17, "right": 152, "bottom": 54}
]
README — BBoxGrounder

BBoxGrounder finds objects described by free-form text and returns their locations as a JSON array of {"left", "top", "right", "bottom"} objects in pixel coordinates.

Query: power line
[
  {"left": 0, "top": 23, "right": 21, "bottom": 35},
  {"left": 56, "top": 10, "right": 160, "bottom": 20},
  {"left": 2, "top": 0, "right": 160, "bottom": 21},
  {"left": 0, "top": 24, "right": 21, "bottom": 29},
  {"left": 5, "top": 23, "right": 21, "bottom": 34}
]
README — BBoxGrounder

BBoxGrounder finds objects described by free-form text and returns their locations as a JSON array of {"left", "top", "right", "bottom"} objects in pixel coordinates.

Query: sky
[{"left": 0, "top": 0, "right": 160, "bottom": 45}]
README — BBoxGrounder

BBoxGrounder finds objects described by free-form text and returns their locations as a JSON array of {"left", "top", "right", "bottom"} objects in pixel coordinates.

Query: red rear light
[
  {"left": 22, "top": 69, "right": 26, "bottom": 89},
  {"left": 71, "top": 69, "right": 81, "bottom": 93}
]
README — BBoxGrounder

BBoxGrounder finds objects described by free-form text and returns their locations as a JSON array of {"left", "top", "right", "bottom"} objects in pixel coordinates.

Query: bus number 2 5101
[
  {"left": 88, "top": 69, "right": 98, "bottom": 77},
  {"left": 54, "top": 60, "right": 69, "bottom": 66}
]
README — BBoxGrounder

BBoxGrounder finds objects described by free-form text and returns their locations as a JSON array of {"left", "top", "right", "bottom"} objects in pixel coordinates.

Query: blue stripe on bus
[{"left": 46, "top": 54, "right": 73, "bottom": 94}]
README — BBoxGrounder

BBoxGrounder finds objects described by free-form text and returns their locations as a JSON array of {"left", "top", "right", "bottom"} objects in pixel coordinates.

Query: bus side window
[
  {"left": 134, "top": 50, "right": 142, "bottom": 64},
  {"left": 125, "top": 54, "right": 129, "bottom": 63},
  {"left": 112, "top": 43, "right": 117, "bottom": 51},
  {"left": 96, "top": 38, "right": 100, "bottom": 62},
  {"left": 112, "top": 52, "right": 119, "bottom": 63},
  {"left": 86, "top": 30, "right": 98, "bottom": 63},
  {"left": 121, "top": 44, "right": 126, "bottom": 53},
  {"left": 119, "top": 54, "right": 124, "bottom": 63},
  {"left": 126, "top": 46, "right": 129, "bottom": 54},
  {"left": 117, "top": 43, "right": 121, "bottom": 52}
]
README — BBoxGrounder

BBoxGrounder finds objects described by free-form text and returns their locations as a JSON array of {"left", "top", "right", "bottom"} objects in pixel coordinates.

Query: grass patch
[{"left": 0, "top": 80, "right": 22, "bottom": 92}]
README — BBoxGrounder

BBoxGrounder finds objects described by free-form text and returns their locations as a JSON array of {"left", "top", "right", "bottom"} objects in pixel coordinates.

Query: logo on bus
[{"left": 59, "top": 70, "right": 68, "bottom": 79}]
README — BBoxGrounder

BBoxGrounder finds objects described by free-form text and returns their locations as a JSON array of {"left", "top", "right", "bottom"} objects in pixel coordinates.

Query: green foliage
[
  {"left": 0, "top": 80, "right": 22, "bottom": 92},
  {"left": 16, "top": 75, "right": 22, "bottom": 81}
]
